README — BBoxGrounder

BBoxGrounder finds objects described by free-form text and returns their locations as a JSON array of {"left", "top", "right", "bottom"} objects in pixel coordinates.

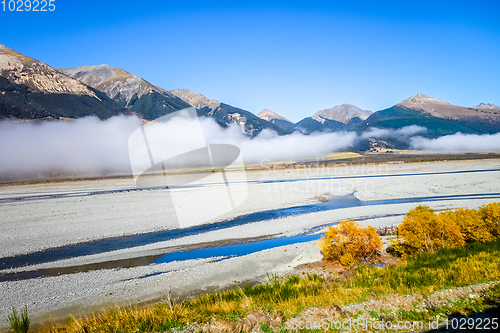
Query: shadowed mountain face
[
  {"left": 59, "top": 65, "right": 191, "bottom": 120},
  {"left": 293, "top": 104, "right": 370, "bottom": 134},
  {"left": 294, "top": 116, "right": 347, "bottom": 134},
  {"left": 0, "top": 44, "right": 124, "bottom": 120},
  {"left": 171, "top": 89, "right": 289, "bottom": 136},
  {"left": 200, "top": 103, "right": 291, "bottom": 136}
]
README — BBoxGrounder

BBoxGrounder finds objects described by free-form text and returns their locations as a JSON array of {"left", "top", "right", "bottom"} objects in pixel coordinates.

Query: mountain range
[
  {"left": 168, "top": 89, "right": 287, "bottom": 135},
  {"left": 1, "top": 44, "right": 499, "bottom": 149}
]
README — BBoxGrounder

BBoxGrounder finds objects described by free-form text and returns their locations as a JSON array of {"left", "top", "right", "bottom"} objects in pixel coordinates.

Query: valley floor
[{"left": 1, "top": 158, "right": 500, "bottom": 328}]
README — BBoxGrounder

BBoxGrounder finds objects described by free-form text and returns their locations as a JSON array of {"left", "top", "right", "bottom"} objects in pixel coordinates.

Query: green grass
[
  {"left": 8, "top": 306, "right": 30, "bottom": 333},
  {"left": 350, "top": 239, "right": 500, "bottom": 295},
  {"left": 39, "top": 240, "right": 500, "bottom": 333}
]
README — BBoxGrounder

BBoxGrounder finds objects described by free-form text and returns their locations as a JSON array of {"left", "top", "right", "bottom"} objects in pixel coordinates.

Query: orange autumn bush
[
  {"left": 396, "top": 205, "right": 465, "bottom": 256},
  {"left": 442, "top": 208, "right": 494, "bottom": 244},
  {"left": 319, "top": 219, "right": 383, "bottom": 268},
  {"left": 393, "top": 202, "right": 500, "bottom": 257},
  {"left": 479, "top": 202, "right": 500, "bottom": 238}
]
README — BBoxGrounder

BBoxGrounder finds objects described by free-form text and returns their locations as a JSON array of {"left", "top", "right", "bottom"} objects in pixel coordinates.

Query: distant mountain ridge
[
  {"left": 58, "top": 67, "right": 287, "bottom": 136},
  {"left": 0, "top": 44, "right": 124, "bottom": 120},
  {"left": 1, "top": 44, "right": 500, "bottom": 147}
]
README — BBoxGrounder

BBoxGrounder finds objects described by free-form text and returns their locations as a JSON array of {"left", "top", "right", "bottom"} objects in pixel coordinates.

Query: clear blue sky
[{"left": 2, "top": 0, "right": 499, "bottom": 122}]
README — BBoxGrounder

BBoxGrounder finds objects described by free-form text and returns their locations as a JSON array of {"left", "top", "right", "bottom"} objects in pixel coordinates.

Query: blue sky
[{"left": 2, "top": 0, "right": 499, "bottom": 122}]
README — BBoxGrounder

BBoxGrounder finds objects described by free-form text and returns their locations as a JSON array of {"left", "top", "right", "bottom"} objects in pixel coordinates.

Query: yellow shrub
[
  {"left": 397, "top": 205, "right": 465, "bottom": 255},
  {"left": 479, "top": 202, "right": 500, "bottom": 238},
  {"left": 319, "top": 219, "right": 383, "bottom": 268},
  {"left": 441, "top": 208, "right": 495, "bottom": 244},
  {"left": 388, "top": 238, "right": 408, "bottom": 259}
]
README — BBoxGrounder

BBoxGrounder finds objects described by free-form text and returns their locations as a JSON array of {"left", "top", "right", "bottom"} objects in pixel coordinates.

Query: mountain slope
[
  {"left": 171, "top": 89, "right": 289, "bottom": 136},
  {"left": 257, "top": 109, "right": 295, "bottom": 132},
  {"left": 59, "top": 65, "right": 191, "bottom": 120},
  {"left": 313, "top": 104, "right": 372, "bottom": 124},
  {"left": 353, "top": 94, "right": 500, "bottom": 150},
  {"left": 396, "top": 94, "right": 500, "bottom": 134},
  {"left": 358, "top": 105, "right": 479, "bottom": 136},
  {"left": 357, "top": 94, "right": 500, "bottom": 140},
  {"left": 0, "top": 44, "right": 123, "bottom": 120},
  {"left": 170, "top": 88, "right": 220, "bottom": 110}
]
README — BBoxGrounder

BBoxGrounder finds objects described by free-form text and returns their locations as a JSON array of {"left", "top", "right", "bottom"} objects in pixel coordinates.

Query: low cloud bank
[
  {"left": 361, "top": 125, "right": 427, "bottom": 139},
  {"left": 0, "top": 115, "right": 141, "bottom": 175},
  {"left": 0, "top": 114, "right": 498, "bottom": 177},
  {"left": 0, "top": 115, "right": 357, "bottom": 176},
  {"left": 410, "top": 132, "right": 500, "bottom": 151}
]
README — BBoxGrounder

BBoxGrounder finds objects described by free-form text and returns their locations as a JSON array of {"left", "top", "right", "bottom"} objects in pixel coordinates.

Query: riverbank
[{"left": 33, "top": 238, "right": 500, "bottom": 333}]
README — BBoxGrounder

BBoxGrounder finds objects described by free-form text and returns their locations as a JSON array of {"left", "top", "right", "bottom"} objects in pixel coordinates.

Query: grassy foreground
[{"left": 37, "top": 239, "right": 500, "bottom": 333}]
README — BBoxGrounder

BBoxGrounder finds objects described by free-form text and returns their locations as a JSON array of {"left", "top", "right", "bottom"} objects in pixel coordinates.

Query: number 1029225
[{"left": 1, "top": 0, "right": 55, "bottom": 11}]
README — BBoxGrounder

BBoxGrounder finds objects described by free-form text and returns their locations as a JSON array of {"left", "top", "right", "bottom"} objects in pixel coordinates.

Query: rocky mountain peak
[
  {"left": 398, "top": 94, "right": 500, "bottom": 123},
  {"left": 60, "top": 64, "right": 135, "bottom": 87},
  {"left": 312, "top": 104, "right": 372, "bottom": 124},
  {"left": 402, "top": 94, "right": 448, "bottom": 105},
  {"left": 58, "top": 65, "right": 172, "bottom": 107},
  {"left": 473, "top": 103, "right": 500, "bottom": 111},
  {"left": 257, "top": 109, "right": 293, "bottom": 123}
]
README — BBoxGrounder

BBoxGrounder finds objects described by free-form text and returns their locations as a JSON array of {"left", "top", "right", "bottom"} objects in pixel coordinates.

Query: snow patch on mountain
[{"left": 311, "top": 114, "right": 326, "bottom": 124}]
